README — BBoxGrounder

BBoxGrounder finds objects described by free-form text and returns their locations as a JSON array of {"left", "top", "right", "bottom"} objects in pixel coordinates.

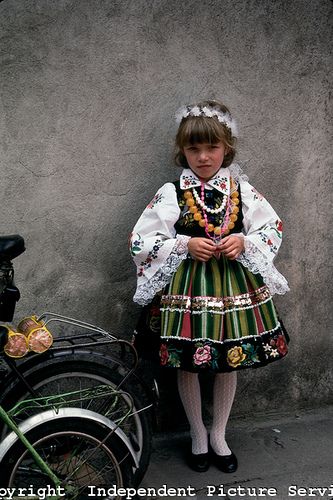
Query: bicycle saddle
[{"left": 0, "top": 235, "right": 25, "bottom": 260}]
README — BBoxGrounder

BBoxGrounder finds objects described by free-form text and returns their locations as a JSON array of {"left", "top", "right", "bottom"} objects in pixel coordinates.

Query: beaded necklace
[{"left": 183, "top": 177, "right": 239, "bottom": 243}]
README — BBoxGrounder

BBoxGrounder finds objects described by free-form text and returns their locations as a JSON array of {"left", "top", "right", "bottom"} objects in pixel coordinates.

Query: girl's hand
[
  {"left": 217, "top": 235, "right": 245, "bottom": 260},
  {"left": 188, "top": 237, "right": 217, "bottom": 262}
]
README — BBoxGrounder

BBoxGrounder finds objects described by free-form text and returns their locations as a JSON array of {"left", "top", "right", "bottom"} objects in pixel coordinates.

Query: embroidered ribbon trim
[{"left": 160, "top": 285, "right": 271, "bottom": 313}]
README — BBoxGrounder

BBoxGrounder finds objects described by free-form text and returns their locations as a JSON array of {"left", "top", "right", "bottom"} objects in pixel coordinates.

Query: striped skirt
[{"left": 157, "top": 256, "right": 289, "bottom": 372}]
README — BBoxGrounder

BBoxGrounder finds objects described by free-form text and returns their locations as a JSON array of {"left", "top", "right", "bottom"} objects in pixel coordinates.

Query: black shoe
[
  {"left": 188, "top": 452, "right": 210, "bottom": 472},
  {"left": 212, "top": 451, "right": 238, "bottom": 473}
]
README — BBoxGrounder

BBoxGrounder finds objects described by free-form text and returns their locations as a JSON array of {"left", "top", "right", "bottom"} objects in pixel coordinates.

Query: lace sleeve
[
  {"left": 130, "top": 183, "right": 191, "bottom": 305},
  {"left": 236, "top": 179, "right": 289, "bottom": 295},
  {"left": 133, "top": 235, "right": 190, "bottom": 305},
  {"left": 237, "top": 240, "right": 289, "bottom": 295}
]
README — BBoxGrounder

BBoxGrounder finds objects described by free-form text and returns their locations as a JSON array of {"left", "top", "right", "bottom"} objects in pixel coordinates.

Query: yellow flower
[{"left": 227, "top": 346, "right": 246, "bottom": 368}]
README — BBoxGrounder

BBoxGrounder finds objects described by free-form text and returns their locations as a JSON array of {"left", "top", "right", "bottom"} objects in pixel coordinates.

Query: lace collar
[{"left": 179, "top": 167, "right": 230, "bottom": 194}]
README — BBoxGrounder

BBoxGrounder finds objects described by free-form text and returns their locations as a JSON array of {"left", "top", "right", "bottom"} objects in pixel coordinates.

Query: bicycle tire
[
  {"left": 0, "top": 414, "right": 133, "bottom": 499},
  {"left": 0, "top": 350, "right": 153, "bottom": 485}
]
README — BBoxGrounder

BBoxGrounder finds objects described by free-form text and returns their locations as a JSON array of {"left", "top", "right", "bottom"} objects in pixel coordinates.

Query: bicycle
[{"left": 0, "top": 235, "right": 157, "bottom": 491}]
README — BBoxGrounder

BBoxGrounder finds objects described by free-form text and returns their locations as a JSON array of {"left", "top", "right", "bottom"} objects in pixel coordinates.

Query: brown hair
[{"left": 174, "top": 100, "right": 236, "bottom": 168}]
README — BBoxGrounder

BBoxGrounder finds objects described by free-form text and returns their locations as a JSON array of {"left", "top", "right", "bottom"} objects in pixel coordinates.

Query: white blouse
[{"left": 130, "top": 164, "right": 289, "bottom": 305}]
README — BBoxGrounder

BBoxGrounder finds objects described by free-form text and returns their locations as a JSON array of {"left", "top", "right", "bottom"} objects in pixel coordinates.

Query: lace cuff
[
  {"left": 237, "top": 239, "right": 290, "bottom": 295},
  {"left": 133, "top": 235, "right": 190, "bottom": 305},
  {"left": 174, "top": 234, "right": 191, "bottom": 254}
]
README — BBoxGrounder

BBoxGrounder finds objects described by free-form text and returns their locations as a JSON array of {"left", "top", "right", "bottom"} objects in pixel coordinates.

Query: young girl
[{"left": 129, "top": 100, "right": 289, "bottom": 473}]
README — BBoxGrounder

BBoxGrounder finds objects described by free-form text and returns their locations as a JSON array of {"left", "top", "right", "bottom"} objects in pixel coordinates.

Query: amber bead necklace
[{"left": 183, "top": 177, "right": 239, "bottom": 242}]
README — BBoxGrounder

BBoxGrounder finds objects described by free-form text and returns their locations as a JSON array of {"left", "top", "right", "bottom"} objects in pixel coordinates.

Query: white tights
[{"left": 177, "top": 370, "right": 237, "bottom": 456}]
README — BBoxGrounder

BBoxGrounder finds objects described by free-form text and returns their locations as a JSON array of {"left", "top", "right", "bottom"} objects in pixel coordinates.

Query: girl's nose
[{"left": 198, "top": 149, "right": 209, "bottom": 161}]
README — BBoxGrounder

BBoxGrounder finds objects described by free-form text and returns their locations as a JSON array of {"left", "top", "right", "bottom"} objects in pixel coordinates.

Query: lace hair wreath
[{"left": 175, "top": 105, "right": 238, "bottom": 138}]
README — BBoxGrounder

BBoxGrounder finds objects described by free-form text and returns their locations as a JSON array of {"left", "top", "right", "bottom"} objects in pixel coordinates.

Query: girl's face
[{"left": 182, "top": 142, "right": 227, "bottom": 181}]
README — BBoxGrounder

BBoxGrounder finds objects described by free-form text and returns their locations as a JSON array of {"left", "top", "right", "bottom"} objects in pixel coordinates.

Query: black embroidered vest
[{"left": 173, "top": 180, "right": 244, "bottom": 238}]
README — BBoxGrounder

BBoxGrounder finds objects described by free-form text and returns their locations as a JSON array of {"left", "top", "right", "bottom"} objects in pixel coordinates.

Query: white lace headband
[{"left": 175, "top": 105, "right": 238, "bottom": 137}]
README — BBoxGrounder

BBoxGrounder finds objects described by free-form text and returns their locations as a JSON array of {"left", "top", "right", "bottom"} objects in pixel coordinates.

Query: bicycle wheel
[
  {"left": 0, "top": 414, "right": 133, "bottom": 499},
  {"left": 0, "top": 350, "right": 153, "bottom": 485}
]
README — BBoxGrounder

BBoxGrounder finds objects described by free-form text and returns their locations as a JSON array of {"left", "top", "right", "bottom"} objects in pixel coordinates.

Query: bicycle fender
[{"left": 0, "top": 407, "right": 139, "bottom": 469}]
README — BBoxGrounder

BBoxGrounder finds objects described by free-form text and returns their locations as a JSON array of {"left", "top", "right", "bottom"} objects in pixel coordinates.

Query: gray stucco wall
[{"left": 1, "top": 0, "right": 332, "bottom": 426}]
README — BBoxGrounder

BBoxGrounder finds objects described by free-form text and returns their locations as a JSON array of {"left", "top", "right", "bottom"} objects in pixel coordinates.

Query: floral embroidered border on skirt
[{"left": 159, "top": 323, "right": 289, "bottom": 372}]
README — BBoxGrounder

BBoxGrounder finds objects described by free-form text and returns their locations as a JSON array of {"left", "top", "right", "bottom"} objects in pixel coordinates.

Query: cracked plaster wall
[{"left": 0, "top": 0, "right": 332, "bottom": 427}]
